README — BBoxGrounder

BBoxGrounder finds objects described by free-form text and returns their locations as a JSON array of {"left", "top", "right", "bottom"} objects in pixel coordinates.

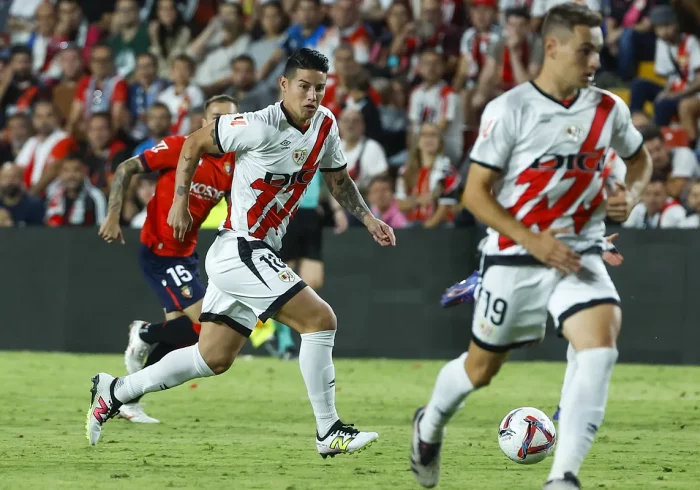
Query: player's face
[
  {"left": 645, "top": 137, "right": 669, "bottom": 170},
  {"left": 148, "top": 107, "right": 171, "bottom": 137},
  {"left": 203, "top": 102, "right": 238, "bottom": 125},
  {"left": 281, "top": 69, "right": 326, "bottom": 122},
  {"left": 551, "top": 25, "right": 602, "bottom": 89}
]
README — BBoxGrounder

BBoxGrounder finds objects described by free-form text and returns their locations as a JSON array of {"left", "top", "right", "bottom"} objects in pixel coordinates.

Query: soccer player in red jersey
[{"left": 98, "top": 95, "right": 238, "bottom": 423}]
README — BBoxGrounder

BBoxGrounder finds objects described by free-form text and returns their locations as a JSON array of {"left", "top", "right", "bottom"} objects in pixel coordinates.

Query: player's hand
[
  {"left": 98, "top": 213, "right": 124, "bottom": 244},
  {"left": 333, "top": 209, "right": 349, "bottom": 234},
  {"left": 607, "top": 182, "right": 633, "bottom": 222},
  {"left": 602, "top": 233, "right": 624, "bottom": 267},
  {"left": 168, "top": 199, "right": 193, "bottom": 242},
  {"left": 363, "top": 215, "right": 396, "bottom": 246},
  {"left": 523, "top": 227, "right": 581, "bottom": 275}
]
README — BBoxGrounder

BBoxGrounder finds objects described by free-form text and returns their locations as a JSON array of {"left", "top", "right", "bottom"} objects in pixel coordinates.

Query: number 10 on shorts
[{"left": 166, "top": 265, "right": 193, "bottom": 287}]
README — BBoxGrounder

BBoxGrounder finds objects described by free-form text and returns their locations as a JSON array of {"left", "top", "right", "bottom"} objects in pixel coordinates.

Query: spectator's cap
[
  {"left": 650, "top": 5, "right": 678, "bottom": 26},
  {"left": 471, "top": 0, "right": 497, "bottom": 7}
]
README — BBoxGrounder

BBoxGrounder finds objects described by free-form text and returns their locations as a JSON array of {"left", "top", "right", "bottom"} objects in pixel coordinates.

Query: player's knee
[
  {"left": 307, "top": 302, "right": 337, "bottom": 333},
  {"left": 199, "top": 345, "right": 236, "bottom": 374}
]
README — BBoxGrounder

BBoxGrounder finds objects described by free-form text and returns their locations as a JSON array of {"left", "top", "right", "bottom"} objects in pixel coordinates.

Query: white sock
[
  {"left": 114, "top": 344, "right": 215, "bottom": 403},
  {"left": 559, "top": 343, "right": 578, "bottom": 405},
  {"left": 299, "top": 330, "right": 339, "bottom": 437},
  {"left": 548, "top": 347, "right": 618, "bottom": 481},
  {"left": 419, "top": 352, "right": 474, "bottom": 444}
]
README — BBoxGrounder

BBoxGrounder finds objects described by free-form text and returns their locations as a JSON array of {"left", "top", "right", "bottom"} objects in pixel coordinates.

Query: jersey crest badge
[
  {"left": 278, "top": 269, "right": 296, "bottom": 282},
  {"left": 181, "top": 285, "right": 192, "bottom": 299},
  {"left": 292, "top": 149, "right": 308, "bottom": 165},
  {"left": 224, "top": 162, "right": 232, "bottom": 175},
  {"left": 566, "top": 125, "right": 583, "bottom": 142}
]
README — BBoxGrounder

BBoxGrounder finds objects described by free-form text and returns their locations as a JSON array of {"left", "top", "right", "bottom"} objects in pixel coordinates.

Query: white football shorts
[
  {"left": 471, "top": 252, "right": 620, "bottom": 351},
  {"left": 200, "top": 230, "right": 306, "bottom": 336}
]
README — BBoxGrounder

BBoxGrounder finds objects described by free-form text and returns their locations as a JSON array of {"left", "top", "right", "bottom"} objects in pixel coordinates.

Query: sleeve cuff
[
  {"left": 138, "top": 153, "right": 151, "bottom": 172},
  {"left": 619, "top": 138, "right": 644, "bottom": 160},
  {"left": 214, "top": 116, "right": 225, "bottom": 154},
  {"left": 319, "top": 163, "right": 348, "bottom": 172},
  {"left": 471, "top": 159, "right": 503, "bottom": 172}
]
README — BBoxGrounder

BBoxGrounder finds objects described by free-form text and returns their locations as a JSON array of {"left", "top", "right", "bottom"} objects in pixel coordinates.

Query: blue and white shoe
[
  {"left": 440, "top": 271, "right": 480, "bottom": 308},
  {"left": 553, "top": 405, "right": 561, "bottom": 421}
]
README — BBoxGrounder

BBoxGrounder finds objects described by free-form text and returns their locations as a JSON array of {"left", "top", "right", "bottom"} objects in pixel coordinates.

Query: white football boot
[
  {"left": 124, "top": 321, "right": 155, "bottom": 374},
  {"left": 118, "top": 402, "right": 160, "bottom": 423},
  {"left": 316, "top": 420, "right": 378, "bottom": 459},
  {"left": 85, "top": 373, "right": 122, "bottom": 446},
  {"left": 410, "top": 406, "right": 443, "bottom": 488}
]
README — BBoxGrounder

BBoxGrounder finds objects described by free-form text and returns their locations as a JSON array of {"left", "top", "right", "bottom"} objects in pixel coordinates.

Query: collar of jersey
[
  {"left": 529, "top": 81, "right": 581, "bottom": 110},
  {"left": 280, "top": 102, "right": 310, "bottom": 134}
]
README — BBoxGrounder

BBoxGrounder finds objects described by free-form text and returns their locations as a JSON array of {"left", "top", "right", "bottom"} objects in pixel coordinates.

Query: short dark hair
[
  {"left": 542, "top": 2, "right": 602, "bottom": 36},
  {"left": 90, "top": 43, "right": 113, "bottom": 58},
  {"left": 10, "top": 45, "right": 32, "bottom": 59},
  {"left": 638, "top": 123, "right": 663, "bottom": 142},
  {"left": 149, "top": 102, "right": 172, "bottom": 116},
  {"left": 231, "top": 54, "right": 255, "bottom": 68},
  {"left": 505, "top": 6, "right": 530, "bottom": 21},
  {"left": 284, "top": 48, "right": 329, "bottom": 78},
  {"left": 172, "top": 54, "right": 195, "bottom": 71},
  {"left": 32, "top": 100, "right": 57, "bottom": 114},
  {"left": 204, "top": 95, "right": 238, "bottom": 112},
  {"left": 137, "top": 51, "right": 158, "bottom": 66},
  {"left": 649, "top": 175, "right": 667, "bottom": 186}
]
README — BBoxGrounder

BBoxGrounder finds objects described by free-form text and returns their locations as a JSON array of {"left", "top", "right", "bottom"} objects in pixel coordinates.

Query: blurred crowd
[{"left": 1, "top": 0, "right": 700, "bottom": 231}]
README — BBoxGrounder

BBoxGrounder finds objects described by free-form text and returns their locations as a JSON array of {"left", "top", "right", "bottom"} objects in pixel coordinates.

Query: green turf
[{"left": 0, "top": 352, "right": 698, "bottom": 489}]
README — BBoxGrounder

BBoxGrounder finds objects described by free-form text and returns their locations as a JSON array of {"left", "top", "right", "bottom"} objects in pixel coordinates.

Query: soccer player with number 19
[
  {"left": 87, "top": 48, "right": 396, "bottom": 458},
  {"left": 410, "top": 4, "right": 652, "bottom": 489}
]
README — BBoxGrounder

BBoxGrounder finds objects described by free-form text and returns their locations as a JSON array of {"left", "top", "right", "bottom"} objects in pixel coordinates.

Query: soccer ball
[{"left": 497, "top": 407, "right": 556, "bottom": 465}]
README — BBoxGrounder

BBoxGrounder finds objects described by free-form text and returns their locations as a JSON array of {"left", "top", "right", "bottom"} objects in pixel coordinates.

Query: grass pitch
[{"left": 0, "top": 352, "right": 698, "bottom": 489}]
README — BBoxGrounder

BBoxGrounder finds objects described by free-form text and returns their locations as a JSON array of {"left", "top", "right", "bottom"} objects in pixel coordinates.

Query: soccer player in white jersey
[
  {"left": 409, "top": 4, "right": 652, "bottom": 489},
  {"left": 86, "top": 48, "right": 396, "bottom": 458}
]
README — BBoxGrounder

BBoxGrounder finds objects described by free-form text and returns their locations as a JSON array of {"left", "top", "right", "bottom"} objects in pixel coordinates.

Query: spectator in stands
[
  {"left": 0, "top": 207, "right": 13, "bottom": 227},
  {"left": 339, "top": 107, "right": 389, "bottom": 194},
  {"left": 129, "top": 174, "right": 157, "bottom": 229},
  {"left": 603, "top": 0, "right": 657, "bottom": 82},
  {"left": 67, "top": 44, "right": 129, "bottom": 137},
  {"left": 148, "top": 0, "right": 191, "bottom": 79},
  {"left": 225, "top": 55, "right": 278, "bottom": 113},
  {"left": 629, "top": 6, "right": 700, "bottom": 128},
  {"left": 29, "top": 2, "right": 62, "bottom": 82},
  {"left": 320, "top": 0, "right": 373, "bottom": 73},
  {"left": 249, "top": 1, "right": 289, "bottom": 78},
  {"left": 52, "top": 45, "right": 85, "bottom": 123},
  {"left": 157, "top": 55, "right": 204, "bottom": 136},
  {"left": 408, "top": 50, "right": 462, "bottom": 163},
  {"left": 0, "top": 113, "right": 32, "bottom": 163},
  {"left": 129, "top": 52, "right": 168, "bottom": 141},
  {"left": 132, "top": 103, "right": 172, "bottom": 156},
  {"left": 367, "top": 174, "right": 409, "bottom": 229},
  {"left": 623, "top": 177, "right": 687, "bottom": 228},
  {"left": 679, "top": 180, "right": 700, "bottom": 227},
  {"left": 257, "top": 0, "right": 326, "bottom": 81},
  {"left": 379, "top": 77, "right": 410, "bottom": 170},
  {"left": 0, "top": 162, "right": 44, "bottom": 226},
  {"left": 455, "top": 0, "right": 500, "bottom": 119},
  {"left": 0, "top": 45, "right": 50, "bottom": 129},
  {"left": 344, "top": 68, "right": 383, "bottom": 142},
  {"left": 16, "top": 101, "right": 76, "bottom": 196},
  {"left": 77, "top": 112, "right": 131, "bottom": 191},
  {"left": 368, "top": 1, "right": 418, "bottom": 78},
  {"left": 108, "top": 0, "right": 150, "bottom": 78},
  {"left": 414, "top": 0, "right": 462, "bottom": 77},
  {"left": 189, "top": 1, "right": 250, "bottom": 96},
  {"left": 54, "top": 0, "right": 102, "bottom": 58},
  {"left": 472, "top": 7, "right": 543, "bottom": 112},
  {"left": 7, "top": 0, "right": 44, "bottom": 44},
  {"left": 640, "top": 123, "right": 700, "bottom": 198},
  {"left": 188, "top": 106, "right": 204, "bottom": 133},
  {"left": 45, "top": 156, "right": 106, "bottom": 227},
  {"left": 632, "top": 110, "right": 652, "bottom": 128},
  {"left": 396, "top": 122, "right": 459, "bottom": 228}
]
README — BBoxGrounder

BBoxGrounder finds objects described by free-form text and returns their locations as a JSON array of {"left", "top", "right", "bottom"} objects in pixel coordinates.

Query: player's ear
[
  {"left": 280, "top": 76, "right": 288, "bottom": 93},
  {"left": 543, "top": 33, "right": 560, "bottom": 59}
]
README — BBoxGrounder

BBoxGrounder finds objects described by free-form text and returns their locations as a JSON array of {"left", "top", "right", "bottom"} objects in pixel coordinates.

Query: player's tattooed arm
[
  {"left": 174, "top": 122, "right": 220, "bottom": 200},
  {"left": 107, "top": 156, "right": 145, "bottom": 216},
  {"left": 322, "top": 167, "right": 371, "bottom": 223}
]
